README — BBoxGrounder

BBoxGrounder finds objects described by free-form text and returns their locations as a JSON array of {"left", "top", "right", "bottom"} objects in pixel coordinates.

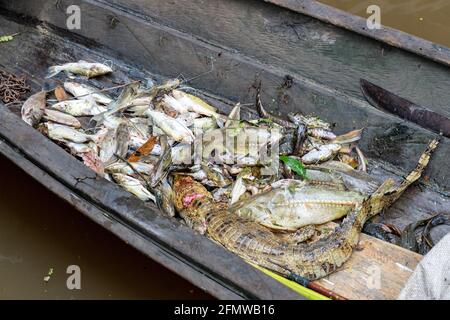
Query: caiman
[{"left": 173, "top": 140, "right": 438, "bottom": 280}]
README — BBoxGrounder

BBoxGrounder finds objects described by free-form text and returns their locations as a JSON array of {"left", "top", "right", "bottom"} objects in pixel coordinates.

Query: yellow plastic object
[{"left": 249, "top": 263, "right": 330, "bottom": 300}]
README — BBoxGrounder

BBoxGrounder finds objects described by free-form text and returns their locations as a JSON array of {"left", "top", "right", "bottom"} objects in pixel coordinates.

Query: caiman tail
[{"left": 173, "top": 140, "right": 438, "bottom": 281}]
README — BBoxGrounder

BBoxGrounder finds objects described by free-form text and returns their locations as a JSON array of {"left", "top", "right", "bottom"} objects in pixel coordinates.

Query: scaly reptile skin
[{"left": 173, "top": 140, "right": 438, "bottom": 280}]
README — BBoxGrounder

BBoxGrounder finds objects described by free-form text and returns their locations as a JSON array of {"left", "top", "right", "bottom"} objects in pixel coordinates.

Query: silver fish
[
  {"left": 46, "top": 60, "right": 113, "bottom": 78},
  {"left": 308, "top": 128, "right": 336, "bottom": 140},
  {"left": 115, "top": 122, "right": 130, "bottom": 158},
  {"left": 161, "top": 94, "right": 188, "bottom": 114},
  {"left": 301, "top": 143, "right": 341, "bottom": 164},
  {"left": 21, "top": 91, "right": 46, "bottom": 127},
  {"left": 92, "top": 82, "right": 140, "bottom": 123},
  {"left": 146, "top": 110, "right": 194, "bottom": 143},
  {"left": 51, "top": 97, "right": 106, "bottom": 116},
  {"left": 172, "top": 90, "right": 219, "bottom": 117},
  {"left": 224, "top": 103, "right": 241, "bottom": 128},
  {"left": 40, "top": 123, "right": 105, "bottom": 144},
  {"left": 80, "top": 150, "right": 105, "bottom": 176},
  {"left": 43, "top": 109, "right": 81, "bottom": 128},
  {"left": 105, "top": 162, "right": 154, "bottom": 175},
  {"left": 154, "top": 178, "right": 175, "bottom": 217},
  {"left": 112, "top": 173, "right": 155, "bottom": 202},
  {"left": 201, "top": 164, "right": 232, "bottom": 188},
  {"left": 128, "top": 96, "right": 153, "bottom": 108},
  {"left": 334, "top": 129, "right": 364, "bottom": 144},
  {"left": 150, "top": 136, "right": 173, "bottom": 187},
  {"left": 98, "top": 128, "right": 118, "bottom": 164},
  {"left": 230, "top": 179, "right": 364, "bottom": 231},
  {"left": 97, "top": 123, "right": 130, "bottom": 165},
  {"left": 64, "top": 82, "right": 113, "bottom": 105}
]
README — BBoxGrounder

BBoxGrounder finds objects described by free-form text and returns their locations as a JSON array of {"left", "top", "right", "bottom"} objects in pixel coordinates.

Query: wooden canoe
[{"left": 0, "top": 0, "right": 449, "bottom": 300}]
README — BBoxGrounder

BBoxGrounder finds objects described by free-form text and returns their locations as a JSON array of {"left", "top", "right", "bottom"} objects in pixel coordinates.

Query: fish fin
[
  {"left": 225, "top": 103, "right": 241, "bottom": 128},
  {"left": 46, "top": 66, "right": 63, "bottom": 79},
  {"left": 333, "top": 128, "right": 364, "bottom": 144}
]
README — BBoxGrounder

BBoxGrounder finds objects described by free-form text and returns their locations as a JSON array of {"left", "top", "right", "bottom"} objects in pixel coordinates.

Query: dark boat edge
[{"left": 264, "top": 0, "right": 450, "bottom": 67}]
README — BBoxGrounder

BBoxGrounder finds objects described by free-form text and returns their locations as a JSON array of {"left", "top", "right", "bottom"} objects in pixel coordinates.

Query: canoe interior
[
  {"left": 0, "top": 0, "right": 449, "bottom": 299},
  {"left": 0, "top": 15, "right": 300, "bottom": 301}
]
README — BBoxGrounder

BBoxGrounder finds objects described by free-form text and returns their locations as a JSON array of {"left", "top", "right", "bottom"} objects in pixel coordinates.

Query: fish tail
[{"left": 46, "top": 66, "right": 63, "bottom": 78}]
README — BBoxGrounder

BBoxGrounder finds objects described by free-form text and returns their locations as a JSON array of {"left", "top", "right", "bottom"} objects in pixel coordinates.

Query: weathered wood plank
[
  {"left": 315, "top": 235, "right": 422, "bottom": 300},
  {"left": 102, "top": 0, "right": 450, "bottom": 117},
  {"left": 264, "top": 0, "right": 450, "bottom": 67}
]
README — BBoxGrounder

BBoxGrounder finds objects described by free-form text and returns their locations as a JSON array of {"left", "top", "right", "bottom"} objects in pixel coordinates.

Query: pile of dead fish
[
  {"left": 21, "top": 59, "right": 419, "bottom": 283},
  {"left": 21, "top": 60, "right": 366, "bottom": 218}
]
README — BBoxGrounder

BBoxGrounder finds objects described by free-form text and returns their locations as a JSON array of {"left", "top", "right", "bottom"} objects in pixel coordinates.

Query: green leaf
[
  {"left": 280, "top": 155, "right": 307, "bottom": 179},
  {"left": 0, "top": 33, "right": 19, "bottom": 43}
]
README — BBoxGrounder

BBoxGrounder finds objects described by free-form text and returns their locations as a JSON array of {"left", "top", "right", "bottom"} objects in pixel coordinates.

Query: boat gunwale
[{"left": 264, "top": 0, "right": 450, "bottom": 68}]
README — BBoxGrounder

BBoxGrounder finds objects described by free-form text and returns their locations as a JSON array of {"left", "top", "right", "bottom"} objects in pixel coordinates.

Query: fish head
[
  {"left": 173, "top": 175, "right": 212, "bottom": 234},
  {"left": 90, "top": 63, "right": 113, "bottom": 76}
]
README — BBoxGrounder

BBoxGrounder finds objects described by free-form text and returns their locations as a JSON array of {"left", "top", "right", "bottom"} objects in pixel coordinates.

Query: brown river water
[
  {"left": 319, "top": 0, "right": 450, "bottom": 48},
  {"left": 1, "top": 1, "right": 450, "bottom": 299},
  {"left": 0, "top": 156, "right": 211, "bottom": 299}
]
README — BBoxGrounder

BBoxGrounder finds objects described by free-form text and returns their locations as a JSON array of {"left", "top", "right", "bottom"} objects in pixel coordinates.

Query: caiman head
[{"left": 173, "top": 175, "right": 213, "bottom": 234}]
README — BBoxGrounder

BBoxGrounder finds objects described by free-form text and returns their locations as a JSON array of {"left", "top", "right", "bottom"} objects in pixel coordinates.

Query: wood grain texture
[
  {"left": 0, "top": 2, "right": 448, "bottom": 300},
  {"left": 264, "top": 0, "right": 450, "bottom": 67},
  {"left": 105, "top": 0, "right": 450, "bottom": 116},
  {"left": 315, "top": 235, "right": 422, "bottom": 300}
]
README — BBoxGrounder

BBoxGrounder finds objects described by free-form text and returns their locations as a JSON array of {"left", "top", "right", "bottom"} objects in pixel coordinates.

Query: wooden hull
[{"left": 0, "top": 0, "right": 448, "bottom": 299}]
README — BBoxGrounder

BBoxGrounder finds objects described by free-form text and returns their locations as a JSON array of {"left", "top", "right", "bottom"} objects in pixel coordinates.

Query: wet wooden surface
[
  {"left": 0, "top": 0, "right": 449, "bottom": 300},
  {"left": 316, "top": 235, "right": 422, "bottom": 300}
]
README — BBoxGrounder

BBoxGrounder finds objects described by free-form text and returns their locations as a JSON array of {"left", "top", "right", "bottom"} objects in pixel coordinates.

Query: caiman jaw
[{"left": 173, "top": 175, "right": 211, "bottom": 234}]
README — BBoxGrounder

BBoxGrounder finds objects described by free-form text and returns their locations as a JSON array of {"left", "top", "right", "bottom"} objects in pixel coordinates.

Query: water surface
[
  {"left": 319, "top": 0, "right": 450, "bottom": 48},
  {"left": 0, "top": 156, "right": 211, "bottom": 299}
]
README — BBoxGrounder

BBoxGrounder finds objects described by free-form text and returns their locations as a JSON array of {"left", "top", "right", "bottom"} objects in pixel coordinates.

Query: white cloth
[{"left": 398, "top": 233, "right": 450, "bottom": 300}]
